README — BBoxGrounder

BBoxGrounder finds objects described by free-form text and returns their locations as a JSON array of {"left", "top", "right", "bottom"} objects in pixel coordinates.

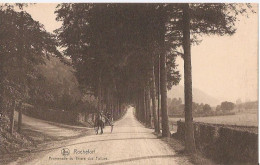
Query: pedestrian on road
[{"left": 95, "top": 111, "right": 105, "bottom": 134}]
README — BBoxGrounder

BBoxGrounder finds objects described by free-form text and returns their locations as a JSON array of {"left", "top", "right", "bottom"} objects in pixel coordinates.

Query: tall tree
[
  {"left": 158, "top": 7, "right": 170, "bottom": 137},
  {"left": 182, "top": 3, "right": 196, "bottom": 152},
  {"left": 0, "top": 4, "right": 61, "bottom": 115},
  {"left": 167, "top": 3, "right": 254, "bottom": 153},
  {"left": 150, "top": 63, "right": 159, "bottom": 133},
  {"left": 0, "top": 4, "right": 62, "bottom": 134}
]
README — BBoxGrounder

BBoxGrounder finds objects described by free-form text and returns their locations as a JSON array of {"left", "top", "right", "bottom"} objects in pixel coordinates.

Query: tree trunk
[
  {"left": 138, "top": 91, "right": 142, "bottom": 122},
  {"left": 0, "top": 61, "right": 3, "bottom": 115},
  {"left": 98, "top": 72, "right": 102, "bottom": 112},
  {"left": 136, "top": 95, "right": 139, "bottom": 120},
  {"left": 145, "top": 84, "right": 151, "bottom": 126},
  {"left": 117, "top": 99, "right": 120, "bottom": 117},
  {"left": 100, "top": 86, "right": 103, "bottom": 111},
  {"left": 143, "top": 87, "right": 147, "bottom": 124},
  {"left": 137, "top": 97, "right": 140, "bottom": 120},
  {"left": 160, "top": 47, "right": 170, "bottom": 138},
  {"left": 107, "top": 88, "right": 110, "bottom": 114},
  {"left": 142, "top": 88, "right": 146, "bottom": 123},
  {"left": 150, "top": 64, "right": 159, "bottom": 133},
  {"left": 159, "top": 11, "right": 170, "bottom": 138},
  {"left": 114, "top": 98, "right": 118, "bottom": 119},
  {"left": 17, "top": 102, "right": 22, "bottom": 133},
  {"left": 157, "top": 55, "right": 161, "bottom": 132},
  {"left": 17, "top": 12, "right": 24, "bottom": 134},
  {"left": 139, "top": 94, "right": 142, "bottom": 121},
  {"left": 111, "top": 96, "right": 114, "bottom": 121},
  {"left": 139, "top": 94, "right": 141, "bottom": 121},
  {"left": 119, "top": 99, "right": 121, "bottom": 115},
  {"left": 9, "top": 100, "right": 15, "bottom": 134},
  {"left": 182, "top": 3, "right": 196, "bottom": 153}
]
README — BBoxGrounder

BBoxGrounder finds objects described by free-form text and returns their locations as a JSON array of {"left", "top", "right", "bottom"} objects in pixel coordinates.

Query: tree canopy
[{"left": 0, "top": 4, "right": 62, "bottom": 113}]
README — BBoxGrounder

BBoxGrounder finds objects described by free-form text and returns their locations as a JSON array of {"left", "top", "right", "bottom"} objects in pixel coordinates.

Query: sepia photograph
[{"left": 0, "top": 2, "right": 258, "bottom": 165}]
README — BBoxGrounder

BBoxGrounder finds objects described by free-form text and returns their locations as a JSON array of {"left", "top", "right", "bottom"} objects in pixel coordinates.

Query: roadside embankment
[{"left": 174, "top": 121, "right": 258, "bottom": 164}]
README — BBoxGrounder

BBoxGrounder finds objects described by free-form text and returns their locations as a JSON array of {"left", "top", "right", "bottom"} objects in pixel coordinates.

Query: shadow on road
[
  {"left": 13, "top": 137, "right": 158, "bottom": 154},
  {"left": 109, "top": 132, "right": 153, "bottom": 135}
]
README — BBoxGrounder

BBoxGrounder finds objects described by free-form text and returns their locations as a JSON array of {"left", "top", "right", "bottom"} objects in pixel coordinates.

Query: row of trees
[
  {"left": 55, "top": 3, "right": 253, "bottom": 153},
  {"left": 0, "top": 3, "right": 253, "bottom": 153},
  {"left": 55, "top": 4, "right": 182, "bottom": 137},
  {"left": 216, "top": 101, "right": 235, "bottom": 112},
  {"left": 169, "top": 98, "right": 256, "bottom": 117},
  {"left": 236, "top": 101, "right": 258, "bottom": 111},
  {"left": 168, "top": 98, "right": 213, "bottom": 116}
]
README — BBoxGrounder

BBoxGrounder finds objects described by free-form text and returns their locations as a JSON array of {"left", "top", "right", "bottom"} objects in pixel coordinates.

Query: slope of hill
[
  {"left": 38, "top": 56, "right": 80, "bottom": 98},
  {"left": 27, "top": 56, "right": 82, "bottom": 110},
  {"left": 168, "top": 85, "right": 220, "bottom": 106}
]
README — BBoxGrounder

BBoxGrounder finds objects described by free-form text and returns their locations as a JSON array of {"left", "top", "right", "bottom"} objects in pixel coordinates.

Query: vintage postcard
[{"left": 0, "top": 2, "right": 258, "bottom": 165}]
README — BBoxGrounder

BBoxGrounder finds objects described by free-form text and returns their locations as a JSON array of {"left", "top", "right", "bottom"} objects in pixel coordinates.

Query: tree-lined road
[{"left": 20, "top": 107, "right": 191, "bottom": 165}]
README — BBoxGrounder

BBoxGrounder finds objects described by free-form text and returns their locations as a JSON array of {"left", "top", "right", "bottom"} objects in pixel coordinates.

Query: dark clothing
[{"left": 95, "top": 114, "right": 104, "bottom": 134}]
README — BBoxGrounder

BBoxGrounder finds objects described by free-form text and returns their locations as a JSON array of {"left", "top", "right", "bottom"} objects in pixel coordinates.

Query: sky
[
  {"left": 25, "top": 3, "right": 258, "bottom": 103},
  {"left": 176, "top": 4, "right": 258, "bottom": 102}
]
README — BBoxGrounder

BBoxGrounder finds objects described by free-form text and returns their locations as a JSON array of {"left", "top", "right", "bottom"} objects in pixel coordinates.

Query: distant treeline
[
  {"left": 167, "top": 98, "right": 258, "bottom": 117},
  {"left": 236, "top": 101, "right": 258, "bottom": 111},
  {"left": 167, "top": 97, "right": 220, "bottom": 117}
]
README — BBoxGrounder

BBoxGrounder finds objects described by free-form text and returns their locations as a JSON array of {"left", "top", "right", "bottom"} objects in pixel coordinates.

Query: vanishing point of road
[{"left": 21, "top": 107, "right": 192, "bottom": 165}]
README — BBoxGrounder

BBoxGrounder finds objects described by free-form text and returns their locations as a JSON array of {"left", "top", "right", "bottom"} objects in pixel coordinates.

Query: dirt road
[
  {"left": 16, "top": 107, "right": 192, "bottom": 165},
  {"left": 14, "top": 111, "right": 88, "bottom": 137}
]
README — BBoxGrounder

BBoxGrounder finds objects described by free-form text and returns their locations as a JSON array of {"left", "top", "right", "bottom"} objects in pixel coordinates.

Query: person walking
[{"left": 95, "top": 111, "right": 105, "bottom": 134}]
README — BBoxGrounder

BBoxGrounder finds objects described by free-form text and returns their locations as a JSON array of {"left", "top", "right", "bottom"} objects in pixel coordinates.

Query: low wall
[
  {"left": 21, "top": 104, "right": 127, "bottom": 126},
  {"left": 176, "top": 121, "right": 258, "bottom": 164},
  {"left": 21, "top": 104, "right": 89, "bottom": 125}
]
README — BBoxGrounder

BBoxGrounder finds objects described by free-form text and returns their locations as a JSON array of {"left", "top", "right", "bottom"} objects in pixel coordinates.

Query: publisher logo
[{"left": 61, "top": 148, "right": 70, "bottom": 156}]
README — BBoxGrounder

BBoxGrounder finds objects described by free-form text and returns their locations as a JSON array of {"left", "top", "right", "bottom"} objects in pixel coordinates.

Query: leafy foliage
[
  {"left": 55, "top": 4, "right": 181, "bottom": 105},
  {"left": 29, "top": 56, "right": 83, "bottom": 111},
  {"left": 221, "top": 101, "right": 235, "bottom": 111},
  {"left": 0, "top": 4, "right": 61, "bottom": 114}
]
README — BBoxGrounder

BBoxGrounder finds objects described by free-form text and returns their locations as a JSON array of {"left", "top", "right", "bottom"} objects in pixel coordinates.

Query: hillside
[
  {"left": 168, "top": 85, "right": 220, "bottom": 106},
  {"left": 38, "top": 56, "right": 80, "bottom": 98},
  {"left": 26, "top": 56, "right": 83, "bottom": 110}
]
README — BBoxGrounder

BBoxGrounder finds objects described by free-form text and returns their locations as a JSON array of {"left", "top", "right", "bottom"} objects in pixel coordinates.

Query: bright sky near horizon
[{"left": 24, "top": 3, "right": 258, "bottom": 103}]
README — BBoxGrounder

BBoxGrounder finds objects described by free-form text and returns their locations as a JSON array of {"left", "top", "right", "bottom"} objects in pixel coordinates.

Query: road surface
[
  {"left": 14, "top": 111, "right": 87, "bottom": 137},
  {"left": 15, "top": 107, "right": 192, "bottom": 165}
]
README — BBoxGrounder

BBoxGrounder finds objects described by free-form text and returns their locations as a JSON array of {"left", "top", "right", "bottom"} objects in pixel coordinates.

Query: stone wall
[{"left": 176, "top": 121, "right": 258, "bottom": 164}]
